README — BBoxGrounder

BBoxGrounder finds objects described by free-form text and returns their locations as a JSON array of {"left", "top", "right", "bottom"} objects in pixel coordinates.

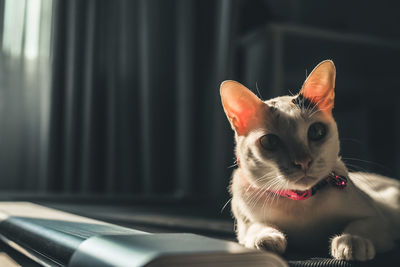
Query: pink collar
[
  {"left": 268, "top": 173, "right": 347, "bottom": 200},
  {"left": 236, "top": 156, "right": 347, "bottom": 200},
  {"left": 240, "top": 169, "right": 347, "bottom": 200}
]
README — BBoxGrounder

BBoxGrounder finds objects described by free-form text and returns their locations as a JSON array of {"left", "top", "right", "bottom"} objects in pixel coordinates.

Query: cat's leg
[
  {"left": 330, "top": 218, "right": 395, "bottom": 261},
  {"left": 232, "top": 196, "right": 287, "bottom": 254},
  {"left": 237, "top": 219, "right": 287, "bottom": 254}
]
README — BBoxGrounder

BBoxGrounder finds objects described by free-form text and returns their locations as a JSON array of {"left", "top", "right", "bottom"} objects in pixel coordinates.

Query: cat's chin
[{"left": 290, "top": 176, "right": 319, "bottom": 190}]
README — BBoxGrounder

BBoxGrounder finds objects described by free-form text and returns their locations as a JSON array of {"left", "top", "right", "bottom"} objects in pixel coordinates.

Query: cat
[{"left": 220, "top": 60, "right": 400, "bottom": 261}]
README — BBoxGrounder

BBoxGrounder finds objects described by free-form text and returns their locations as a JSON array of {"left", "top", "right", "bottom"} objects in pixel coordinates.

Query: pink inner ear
[
  {"left": 300, "top": 60, "right": 336, "bottom": 114},
  {"left": 302, "top": 83, "right": 335, "bottom": 113},
  {"left": 225, "top": 99, "right": 258, "bottom": 134},
  {"left": 220, "top": 81, "right": 265, "bottom": 135}
]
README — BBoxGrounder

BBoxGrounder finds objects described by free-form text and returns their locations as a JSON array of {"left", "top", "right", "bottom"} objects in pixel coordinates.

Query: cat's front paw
[
  {"left": 243, "top": 228, "right": 287, "bottom": 254},
  {"left": 331, "top": 234, "right": 375, "bottom": 261}
]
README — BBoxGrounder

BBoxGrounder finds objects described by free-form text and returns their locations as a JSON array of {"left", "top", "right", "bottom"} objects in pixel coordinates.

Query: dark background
[{"left": 0, "top": 0, "right": 399, "bottom": 208}]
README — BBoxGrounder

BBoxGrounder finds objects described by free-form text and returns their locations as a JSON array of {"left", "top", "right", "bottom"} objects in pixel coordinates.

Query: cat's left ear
[{"left": 300, "top": 60, "right": 336, "bottom": 115}]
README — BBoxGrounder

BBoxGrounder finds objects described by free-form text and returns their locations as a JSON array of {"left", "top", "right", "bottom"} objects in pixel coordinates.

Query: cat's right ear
[
  {"left": 220, "top": 80, "right": 267, "bottom": 136},
  {"left": 300, "top": 60, "right": 336, "bottom": 115}
]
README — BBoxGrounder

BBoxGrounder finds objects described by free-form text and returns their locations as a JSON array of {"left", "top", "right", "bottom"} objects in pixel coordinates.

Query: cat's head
[{"left": 221, "top": 60, "right": 340, "bottom": 191}]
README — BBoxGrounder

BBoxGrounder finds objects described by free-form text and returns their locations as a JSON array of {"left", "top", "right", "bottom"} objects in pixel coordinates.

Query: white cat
[{"left": 220, "top": 60, "right": 400, "bottom": 261}]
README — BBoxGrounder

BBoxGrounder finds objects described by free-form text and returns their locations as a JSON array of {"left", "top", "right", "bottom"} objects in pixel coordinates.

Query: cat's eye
[
  {"left": 308, "top": 122, "right": 326, "bottom": 141},
  {"left": 260, "top": 134, "right": 280, "bottom": 151}
]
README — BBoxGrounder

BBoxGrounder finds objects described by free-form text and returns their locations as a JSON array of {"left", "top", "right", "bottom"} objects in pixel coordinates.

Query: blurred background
[{"left": 0, "top": 0, "right": 399, "bottom": 208}]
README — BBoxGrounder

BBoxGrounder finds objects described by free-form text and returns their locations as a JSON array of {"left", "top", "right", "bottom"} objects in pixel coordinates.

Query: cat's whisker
[
  {"left": 244, "top": 175, "right": 281, "bottom": 205},
  {"left": 255, "top": 82, "right": 263, "bottom": 100},
  {"left": 307, "top": 97, "right": 323, "bottom": 114},
  {"left": 340, "top": 137, "right": 363, "bottom": 145},
  {"left": 228, "top": 163, "right": 238, "bottom": 169},
  {"left": 247, "top": 179, "right": 277, "bottom": 205},
  {"left": 305, "top": 97, "right": 326, "bottom": 118},
  {"left": 342, "top": 157, "right": 389, "bottom": 170},
  {"left": 308, "top": 107, "right": 323, "bottom": 119},
  {"left": 253, "top": 185, "right": 269, "bottom": 208},
  {"left": 220, "top": 198, "right": 232, "bottom": 213},
  {"left": 305, "top": 98, "right": 313, "bottom": 111},
  {"left": 243, "top": 172, "right": 275, "bottom": 196},
  {"left": 267, "top": 180, "right": 285, "bottom": 208},
  {"left": 266, "top": 180, "right": 285, "bottom": 208},
  {"left": 259, "top": 176, "right": 285, "bottom": 208},
  {"left": 247, "top": 176, "right": 284, "bottom": 208},
  {"left": 344, "top": 163, "right": 370, "bottom": 173}
]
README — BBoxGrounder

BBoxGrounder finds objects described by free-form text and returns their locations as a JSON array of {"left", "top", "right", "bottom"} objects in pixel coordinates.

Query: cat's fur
[{"left": 220, "top": 60, "right": 400, "bottom": 261}]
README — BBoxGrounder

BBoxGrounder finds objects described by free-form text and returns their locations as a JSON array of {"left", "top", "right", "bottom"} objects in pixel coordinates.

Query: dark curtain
[
  {"left": 47, "top": 0, "right": 239, "bottom": 201},
  {"left": 0, "top": 0, "right": 399, "bottom": 201}
]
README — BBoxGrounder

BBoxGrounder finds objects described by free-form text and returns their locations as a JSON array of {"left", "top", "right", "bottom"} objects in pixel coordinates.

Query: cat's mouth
[{"left": 281, "top": 169, "right": 325, "bottom": 190}]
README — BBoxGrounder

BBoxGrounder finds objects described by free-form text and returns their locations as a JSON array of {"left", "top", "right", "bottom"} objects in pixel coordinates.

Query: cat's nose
[{"left": 292, "top": 158, "right": 313, "bottom": 172}]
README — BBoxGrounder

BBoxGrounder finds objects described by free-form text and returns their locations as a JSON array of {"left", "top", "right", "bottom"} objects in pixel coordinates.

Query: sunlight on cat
[{"left": 221, "top": 60, "right": 400, "bottom": 261}]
